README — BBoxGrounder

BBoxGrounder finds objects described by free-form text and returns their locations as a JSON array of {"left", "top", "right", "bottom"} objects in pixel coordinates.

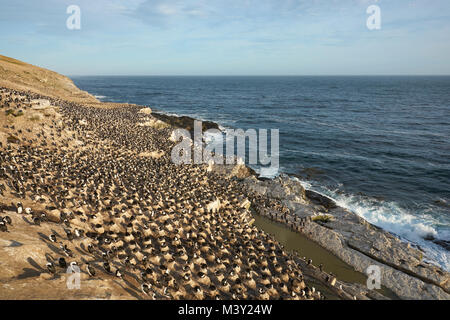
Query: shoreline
[
  {"left": 0, "top": 55, "right": 448, "bottom": 299},
  {"left": 103, "top": 96, "right": 450, "bottom": 299},
  {"left": 142, "top": 99, "right": 449, "bottom": 265},
  {"left": 252, "top": 214, "right": 399, "bottom": 300},
  {"left": 0, "top": 86, "right": 323, "bottom": 300},
  {"left": 142, "top": 98, "right": 450, "bottom": 299},
  {"left": 1, "top": 84, "right": 448, "bottom": 300},
  {"left": 0, "top": 85, "right": 376, "bottom": 300},
  {"left": 147, "top": 102, "right": 449, "bottom": 269}
]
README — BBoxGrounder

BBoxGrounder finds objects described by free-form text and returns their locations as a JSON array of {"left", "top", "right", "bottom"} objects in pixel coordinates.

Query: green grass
[
  {"left": 5, "top": 109, "right": 24, "bottom": 117},
  {"left": 312, "top": 214, "right": 333, "bottom": 223},
  {"left": 152, "top": 121, "right": 170, "bottom": 129}
]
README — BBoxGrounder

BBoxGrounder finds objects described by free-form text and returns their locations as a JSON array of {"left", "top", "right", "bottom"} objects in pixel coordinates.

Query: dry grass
[
  {"left": 0, "top": 54, "right": 98, "bottom": 104},
  {"left": 28, "top": 115, "right": 42, "bottom": 121},
  {"left": 0, "top": 55, "right": 26, "bottom": 66}
]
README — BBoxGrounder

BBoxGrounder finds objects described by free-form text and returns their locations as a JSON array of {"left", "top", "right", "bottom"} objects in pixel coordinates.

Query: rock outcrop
[{"left": 242, "top": 175, "right": 450, "bottom": 300}]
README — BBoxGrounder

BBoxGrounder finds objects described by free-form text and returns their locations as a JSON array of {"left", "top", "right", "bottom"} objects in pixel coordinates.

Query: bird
[
  {"left": 69, "top": 261, "right": 78, "bottom": 272},
  {"left": 74, "top": 229, "right": 83, "bottom": 238},
  {"left": 103, "top": 262, "right": 112, "bottom": 274},
  {"left": 33, "top": 217, "right": 40, "bottom": 226},
  {"left": 86, "top": 263, "right": 96, "bottom": 277},
  {"left": 58, "top": 257, "right": 67, "bottom": 268},
  {"left": 46, "top": 262, "right": 56, "bottom": 274},
  {"left": 65, "top": 229, "right": 73, "bottom": 241},
  {"left": 16, "top": 202, "right": 23, "bottom": 214},
  {"left": 61, "top": 244, "right": 73, "bottom": 257},
  {"left": 141, "top": 283, "right": 151, "bottom": 295},
  {"left": 49, "top": 233, "right": 57, "bottom": 243},
  {"left": 2, "top": 216, "right": 12, "bottom": 225},
  {"left": 87, "top": 244, "right": 95, "bottom": 254}
]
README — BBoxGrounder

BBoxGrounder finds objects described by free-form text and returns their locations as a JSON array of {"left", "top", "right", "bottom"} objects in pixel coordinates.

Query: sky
[{"left": 0, "top": 0, "right": 449, "bottom": 76}]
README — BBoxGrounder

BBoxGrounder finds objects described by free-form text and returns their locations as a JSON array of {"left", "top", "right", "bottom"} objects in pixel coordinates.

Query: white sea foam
[
  {"left": 94, "top": 95, "right": 107, "bottom": 100},
  {"left": 203, "top": 130, "right": 224, "bottom": 147},
  {"left": 250, "top": 166, "right": 280, "bottom": 179},
  {"left": 259, "top": 166, "right": 280, "bottom": 179},
  {"left": 293, "top": 177, "right": 450, "bottom": 271},
  {"left": 155, "top": 110, "right": 183, "bottom": 118}
]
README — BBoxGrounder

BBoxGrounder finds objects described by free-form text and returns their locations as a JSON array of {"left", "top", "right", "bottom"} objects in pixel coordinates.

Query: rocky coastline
[
  {"left": 0, "top": 55, "right": 449, "bottom": 300},
  {"left": 132, "top": 104, "right": 450, "bottom": 300},
  {"left": 148, "top": 91, "right": 450, "bottom": 300},
  {"left": 237, "top": 172, "right": 450, "bottom": 299}
]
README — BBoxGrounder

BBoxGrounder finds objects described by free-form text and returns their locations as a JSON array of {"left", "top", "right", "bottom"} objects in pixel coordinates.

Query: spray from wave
[{"left": 293, "top": 177, "right": 450, "bottom": 271}]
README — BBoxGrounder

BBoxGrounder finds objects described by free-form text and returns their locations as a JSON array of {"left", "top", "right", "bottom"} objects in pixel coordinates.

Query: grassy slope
[{"left": 0, "top": 54, "right": 98, "bottom": 104}]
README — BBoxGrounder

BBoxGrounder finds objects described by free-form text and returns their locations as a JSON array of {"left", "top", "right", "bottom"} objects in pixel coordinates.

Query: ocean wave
[
  {"left": 251, "top": 165, "right": 280, "bottom": 179},
  {"left": 292, "top": 177, "right": 450, "bottom": 271}
]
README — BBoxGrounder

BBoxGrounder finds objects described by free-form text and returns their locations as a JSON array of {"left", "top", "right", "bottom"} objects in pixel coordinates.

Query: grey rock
[{"left": 242, "top": 174, "right": 450, "bottom": 300}]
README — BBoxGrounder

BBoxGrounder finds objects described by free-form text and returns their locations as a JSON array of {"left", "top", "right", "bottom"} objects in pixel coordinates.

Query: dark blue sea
[{"left": 72, "top": 76, "right": 450, "bottom": 270}]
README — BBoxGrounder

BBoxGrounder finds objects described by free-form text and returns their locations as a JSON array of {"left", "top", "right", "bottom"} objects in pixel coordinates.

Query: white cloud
[{"left": 157, "top": 4, "right": 179, "bottom": 16}]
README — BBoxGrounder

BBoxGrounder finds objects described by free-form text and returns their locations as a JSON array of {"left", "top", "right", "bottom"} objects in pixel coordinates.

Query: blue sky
[{"left": 1, "top": 0, "right": 449, "bottom": 75}]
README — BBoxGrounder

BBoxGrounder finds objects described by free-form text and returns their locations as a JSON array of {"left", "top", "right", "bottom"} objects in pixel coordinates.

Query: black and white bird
[
  {"left": 16, "top": 202, "right": 23, "bottom": 214},
  {"left": 103, "top": 262, "right": 111, "bottom": 274},
  {"left": 65, "top": 229, "right": 73, "bottom": 241},
  {"left": 0, "top": 221, "right": 7, "bottom": 232},
  {"left": 86, "top": 263, "right": 96, "bottom": 277},
  {"left": 115, "top": 269, "right": 123, "bottom": 278},
  {"left": 60, "top": 244, "right": 73, "bottom": 257},
  {"left": 40, "top": 212, "right": 47, "bottom": 222},
  {"left": 74, "top": 228, "right": 83, "bottom": 238},
  {"left": 69, "top": 261, "right": 78, "bottom": 272},
  {"left": 2, "top": 216, "right": 11, "bottom": 225},
  {"left": 32, "top": 216, "right": 40, "bottom": 226},
  {"left": 58, "top": 257, "right": 67, "bottom": 268},
  {"left": 87, "top": 244, "right": 95, "bottom": 254},
  {"left": 141, "top": 283, "right": 150, "bottom": 295},
  {"left": 46, "top": 262, "right": 56, "bottom": 274},
  {"left": 49, "top": 233, "right": 57, "bottom": 243}
]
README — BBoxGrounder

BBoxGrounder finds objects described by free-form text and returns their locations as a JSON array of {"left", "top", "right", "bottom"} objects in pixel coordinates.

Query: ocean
[{"left": 71, "top": 75, "right": 450, "bottom": 270}]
